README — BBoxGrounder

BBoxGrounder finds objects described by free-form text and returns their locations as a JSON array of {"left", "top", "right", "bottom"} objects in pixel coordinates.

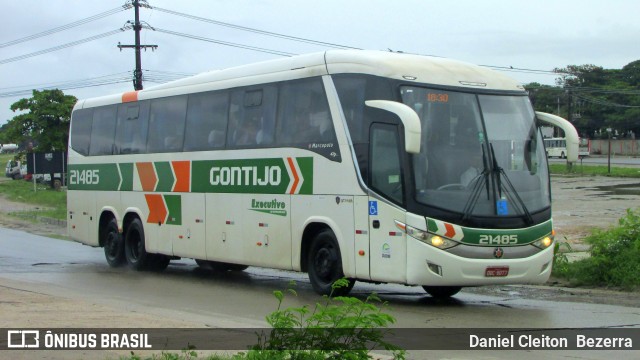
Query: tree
[{"left": 3, "top": 89, "right": 77, "bottom": 152}]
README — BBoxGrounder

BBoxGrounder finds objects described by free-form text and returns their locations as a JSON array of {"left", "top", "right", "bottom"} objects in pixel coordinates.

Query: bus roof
[{"left": 76, "top": 50, "right": 524, "bottom": 110}]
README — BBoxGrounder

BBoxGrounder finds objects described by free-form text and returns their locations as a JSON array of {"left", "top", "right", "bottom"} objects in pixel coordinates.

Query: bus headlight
[
  {"left": 532, "top": 235, "right": 554, "bottom": 249},
  {"left": 403, "top": 223, "right": 458, "bottom": 250}
]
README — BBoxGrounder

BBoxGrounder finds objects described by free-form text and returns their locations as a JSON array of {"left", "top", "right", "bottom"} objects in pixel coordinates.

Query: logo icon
[
  {"left": 369, "top": 201, "right": 378, "bottom": 215},
  {"left": 7, "top": 330, "right": 40, "bottom": 348},
  {"left": 382, "top": 243, "right": 391, "bottom": 259},
  {"left": 493, "top": 247, "right": 504, "bottom": 259}
]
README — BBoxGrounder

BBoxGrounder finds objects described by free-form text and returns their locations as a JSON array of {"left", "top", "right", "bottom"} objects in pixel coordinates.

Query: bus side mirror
[
  {"left": 535, "top": 111, "right": 579, "bottom": 163},
  {"left": 365, "top": 100, "right": 422, "bottom": 154}
]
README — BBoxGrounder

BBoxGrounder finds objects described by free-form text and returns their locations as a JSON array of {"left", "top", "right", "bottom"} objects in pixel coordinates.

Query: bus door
[
  {"left": 367, "top": 124, "right": 408, "bottom": 283},
  {"left": 354, "top": 196, "right": 371, "bottom": 280}
]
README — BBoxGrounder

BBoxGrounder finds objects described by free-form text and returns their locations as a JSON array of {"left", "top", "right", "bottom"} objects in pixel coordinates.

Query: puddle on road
[{"left": 575, "top": 183, "right": 640, "bottom": 197}]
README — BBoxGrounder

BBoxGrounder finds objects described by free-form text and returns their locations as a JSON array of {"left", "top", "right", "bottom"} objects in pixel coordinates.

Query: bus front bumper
[{"left": 406, "top": 238, "right": 554, "bottom": 286}]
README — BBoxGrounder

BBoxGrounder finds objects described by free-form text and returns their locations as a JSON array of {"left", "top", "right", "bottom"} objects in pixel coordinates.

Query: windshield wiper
[
  {"left": 461, "top": 146, "right": 490, "bottom": 224},
  {"left": 489, "top": 143, "right": 534, "bottom": 225}
]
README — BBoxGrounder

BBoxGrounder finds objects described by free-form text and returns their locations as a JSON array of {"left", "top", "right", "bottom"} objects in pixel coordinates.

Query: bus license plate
[{"left": 485, "top": 266, "right": 509, "bottom": 277}]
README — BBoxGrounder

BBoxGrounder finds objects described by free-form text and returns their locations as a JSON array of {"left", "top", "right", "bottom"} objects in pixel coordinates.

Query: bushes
[
  {"left": 553, "top": 209, "right": 640, "bottom": 290},
  {"left": 243, "top": 279, "right": 405, "bottom": 360}
]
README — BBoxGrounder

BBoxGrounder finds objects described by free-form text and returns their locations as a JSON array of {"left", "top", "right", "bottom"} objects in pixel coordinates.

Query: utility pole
[
  {"left": 118, "top": 0, "right": 157, "bottom": 90},
  {"left": 567, "top": 88, "right": 573, "bottom": 124}
]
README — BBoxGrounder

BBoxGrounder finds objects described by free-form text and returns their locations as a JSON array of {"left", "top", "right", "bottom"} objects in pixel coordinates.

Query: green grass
[
  {"left": 553, "top": 208, "right": 640, "bottom": 290},
  {"left": 548, "top": 163, "right": 640, "bottom": 178},
  {"left": 0, "top": 176, "right": 67, "bottom": 220}
]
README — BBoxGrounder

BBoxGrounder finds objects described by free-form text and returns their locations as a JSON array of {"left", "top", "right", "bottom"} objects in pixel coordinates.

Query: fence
[{"left": 589, "top": 140, "right": 640, "bottom": 156}]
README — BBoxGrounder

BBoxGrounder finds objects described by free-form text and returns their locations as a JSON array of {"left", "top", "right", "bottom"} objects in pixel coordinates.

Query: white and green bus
[
  {"left": 543, "top": 137, "right": 567, "bottom": 158},
  {"left": 68, "top": 50, "right": 558, "bottom": 298}
]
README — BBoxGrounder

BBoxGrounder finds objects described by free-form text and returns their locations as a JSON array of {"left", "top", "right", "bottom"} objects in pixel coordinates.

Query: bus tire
[
  {"left": 103, "top": 218, "right": 125, "bottom": 267},
  {"left": 422, "top": 286, "right": 462, "bottom": 299},
  {"left": 307, "top": 229, "right": 354, "bottom": 296},
  {"left": 124, "top": 218, "right": 150, "bottom": 271}
]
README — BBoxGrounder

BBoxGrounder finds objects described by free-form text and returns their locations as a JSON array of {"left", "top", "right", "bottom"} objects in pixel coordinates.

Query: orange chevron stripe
[
  {"left": 145, "top": 194, "right": 167, "bottom": 224},
  {"left": 444, "top": 223, "right": 456, "bottom": 238},
  {"left": 171, "top": 161, "right": 190, "bottom": 192},
  {"left": 287, "top": 157, "right": 299, "bottom": 194},
  {"left": 136, "top": 162, "right": 157, "bottom": 191}
]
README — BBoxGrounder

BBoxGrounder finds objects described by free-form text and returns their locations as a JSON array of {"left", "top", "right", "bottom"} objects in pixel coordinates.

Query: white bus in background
[
  {"left": 0, "top": 143, "right": 18, "bottom": 153},
  {"left": 544, "top": 137, "right": 590, "bottom": 159},
  {"left": 543, "top": 137, "right": 567, "bottom": 158},
  {"left": 67, "top": 50, "right": 562, "bottom": 299}
]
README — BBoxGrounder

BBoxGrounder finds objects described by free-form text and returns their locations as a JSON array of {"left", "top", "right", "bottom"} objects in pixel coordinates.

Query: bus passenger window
[
  {"left": 147, "top": 95, "right": 187, "bottom": 153},
  {"left": 89, "top": 105, "right": 117, "bottom": 156},
  {"left": 115, "top": 102, "right": 149, "bottom": 154},
  {"left": 277, "top": 77, "right": 337, "bottom": 149},
  {"left": 70, "top": 108, "right": 93, "bottom": 156},
  {"left": 228, "top": 86, "right": 277, "bottom": 148},
  {"left": 184, "top": 91, "right": 228, "bottom": 151}
]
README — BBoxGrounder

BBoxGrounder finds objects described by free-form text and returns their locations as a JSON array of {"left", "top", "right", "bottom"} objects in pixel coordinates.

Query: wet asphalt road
[{"left": 1, "top": 227, "right": 639, "bottom": 359}]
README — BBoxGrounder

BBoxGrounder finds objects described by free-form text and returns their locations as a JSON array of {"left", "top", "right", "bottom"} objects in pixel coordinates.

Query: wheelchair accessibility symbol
[{"left": 369, "top": 201, "right": 378, "bottom": 216}]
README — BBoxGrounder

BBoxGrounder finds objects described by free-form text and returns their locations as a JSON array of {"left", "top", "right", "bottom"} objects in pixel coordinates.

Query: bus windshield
[{"left": 401, "top": 87, "right": 550, "bottom": 221}]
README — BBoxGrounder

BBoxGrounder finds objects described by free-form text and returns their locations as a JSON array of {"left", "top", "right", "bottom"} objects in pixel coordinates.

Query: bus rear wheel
[
  {"left": 307, "top": 230, "right": 354, "bottom": 296},
  {"left": 124, "top": 218, "right": 151, "bottom": 271},
  {"left": 422, "top": 286, "right": 462, "bottom": 299},
  {"left": 103, "top": 218, "right": 125, "bottom": 267}
]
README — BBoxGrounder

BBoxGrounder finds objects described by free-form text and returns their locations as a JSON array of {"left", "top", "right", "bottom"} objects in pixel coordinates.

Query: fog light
[
  {"left": 427, "top": 261, "right": 443, "bottom": 276},
  {"left": 540, "top": 261, "right": 550, "bottom": 274}
]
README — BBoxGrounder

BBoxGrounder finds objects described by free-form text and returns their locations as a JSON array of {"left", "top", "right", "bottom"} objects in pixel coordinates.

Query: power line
[
  {"left": 153, "top": 27, "right": 297, "bottom": 57},
  {"left": 0, "top": 27, "right": 129, "bottom": 65},
  {"left": 482, "top": 65, "right": 565, "bottom": 75},
  {"left": 0, "top": 69, "right": 191, "bottom": 98},
  {"left": 0, "top": 6, "right": 129, "bottom": 48},
  {"left": 151, "top": 5, "right": 359, "bottom": 50},
  {"left": 574, "top": 94, "right": 640, "bottom": 108}
]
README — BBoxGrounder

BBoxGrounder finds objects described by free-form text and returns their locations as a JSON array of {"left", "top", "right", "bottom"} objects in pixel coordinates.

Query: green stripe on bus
[
  {"left": 164, "top": 195, "right": 182, "bottom": 225},
  {"left": 118, "top": 163, "right": 133, "bottom": 191},
  {"left": 426, "top": 218, "right": 552, "bottom": 246},
  {"left": 155, "top": 162, "right": 175, "bottom": 192},
  {"left": 68, "top": 164, "right": 120, "bottom": 191}
]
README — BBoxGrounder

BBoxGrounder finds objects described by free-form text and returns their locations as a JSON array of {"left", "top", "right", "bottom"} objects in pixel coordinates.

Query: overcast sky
[{"left": 1, "top": 0, "right": 638, "bottom": 126}]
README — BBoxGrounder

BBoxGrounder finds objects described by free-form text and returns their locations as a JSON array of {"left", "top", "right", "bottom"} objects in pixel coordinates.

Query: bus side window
[
  {"left": 277, "top": 78, "right": 336, "bottom": 146},
  {"left": 147, "top": 96, "right": 188, "bottom": 153},
  {"left": 70, "top": 108, "right": 94, "bottom": 156},
  {"left": 115, "top": 102, "right": 149, "bottom": 154},
  {"left": 227, "top": 86, "right": 277, "bottom": 148},
  {"left": 89, "top": 105, "right": 118, "bottom": 156},
  {"left": 184, "top": 91, "right": 229, "bottom": 151},
  {"left": 370, "top": 124, "right": 404, "bottom": 204}
]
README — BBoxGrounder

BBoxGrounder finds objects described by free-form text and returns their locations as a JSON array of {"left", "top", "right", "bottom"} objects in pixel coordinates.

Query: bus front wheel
[
  {"left": 422, "top": 286, "right": 462, "bottom": 299},
  {"left": 124, "top": 218, "right": 151, "bottom": 271},
  {"left": 307, "top": 230, "right": 354, "bottom": 296},
  {"left": 103, "top": 218, "right": 125, "bottom": 267}
]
